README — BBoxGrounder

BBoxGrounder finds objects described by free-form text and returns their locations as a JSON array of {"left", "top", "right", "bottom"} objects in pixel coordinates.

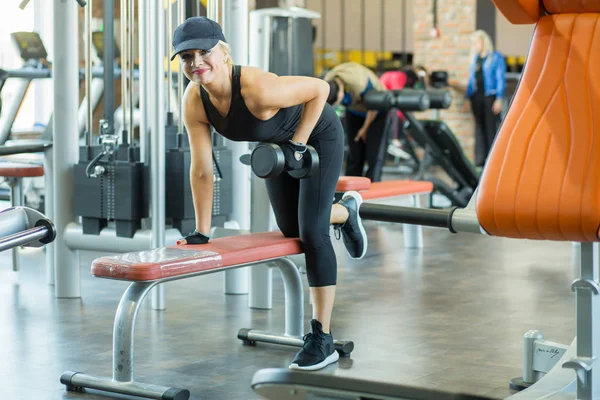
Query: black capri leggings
[{"left": 265, "top": 105, "right": 345, "bottom": 287}]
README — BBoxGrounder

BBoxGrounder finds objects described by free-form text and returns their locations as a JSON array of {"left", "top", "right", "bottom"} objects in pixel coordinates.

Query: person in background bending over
[
  {"left": 324, "top": 62, "right": 388, "bottom": 182},
  {"left": 464, "top": 30, "right": 506, "bottom": 167},
  {"left": 172, "top": 17, "right": 368, "bottom": 372}
]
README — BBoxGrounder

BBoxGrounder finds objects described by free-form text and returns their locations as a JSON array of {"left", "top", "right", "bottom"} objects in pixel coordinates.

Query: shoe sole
[
  {"left": 342, "top": 191, "right": 368, "bottom": 259},
  {"left": 288, "top": 351, "right": 340, "bottom": 371}
]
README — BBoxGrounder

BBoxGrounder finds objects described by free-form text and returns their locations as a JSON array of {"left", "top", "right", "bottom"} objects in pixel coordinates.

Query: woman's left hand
[{"left": 492, "top": 99, "right": 503, "bottom": 115}]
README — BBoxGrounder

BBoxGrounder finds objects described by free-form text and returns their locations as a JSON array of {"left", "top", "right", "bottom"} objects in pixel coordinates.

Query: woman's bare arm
[
  {"left": 182, "top": 85, "right": 214, "bottom": 235},
  {"left": 244, "top": 69, "right": 330, "bottom": 145}
]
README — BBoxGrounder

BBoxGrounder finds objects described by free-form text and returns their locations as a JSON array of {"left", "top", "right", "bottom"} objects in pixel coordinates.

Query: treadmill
[{"left": 252, "top": 368, "right": 495, "bottom": 400}]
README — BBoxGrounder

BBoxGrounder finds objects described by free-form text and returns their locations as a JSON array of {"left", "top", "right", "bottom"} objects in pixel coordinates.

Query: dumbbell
[{"left": 250, "top": 143, "right": 319, "bottom": 179}]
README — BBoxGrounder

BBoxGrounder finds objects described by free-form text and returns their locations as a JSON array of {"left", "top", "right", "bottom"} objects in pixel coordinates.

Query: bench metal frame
[{"left": 61, "top": 255, "right": 352, "bottom": 400}]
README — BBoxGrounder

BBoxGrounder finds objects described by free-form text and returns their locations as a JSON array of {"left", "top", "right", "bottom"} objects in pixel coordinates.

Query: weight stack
[
  {"left": 73, "top": 145, "right": 148, "bottom": 238},
  {"left": 165, "top": 145, "right": 233, "bottom": 234}
]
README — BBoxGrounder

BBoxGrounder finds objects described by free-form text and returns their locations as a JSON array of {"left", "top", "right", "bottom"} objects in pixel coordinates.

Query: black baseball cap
[{"left": 171, "top": 17, "right": 227, "bottom": 61}]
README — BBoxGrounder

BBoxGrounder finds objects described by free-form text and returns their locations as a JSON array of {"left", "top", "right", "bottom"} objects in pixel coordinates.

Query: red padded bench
[
  {"left": 61, "top": 231, "right": 354, "bottom": 400},
  {"left": 336, "top": 177, "right": 434, "bottom": 249},
  {"left": 336, "top": 176, "right": 433, "bottom": 199},
  {"left": 0, "top": 159, "right": 44, "bottom": 272}
]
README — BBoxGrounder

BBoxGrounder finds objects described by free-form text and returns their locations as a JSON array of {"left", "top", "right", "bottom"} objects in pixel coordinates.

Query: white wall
[
  {"left": 495, "top": 8, "right": 535, "bottom": 56},
  {"left": 305, "top": 0, "right": 414, "bottom": 52}
]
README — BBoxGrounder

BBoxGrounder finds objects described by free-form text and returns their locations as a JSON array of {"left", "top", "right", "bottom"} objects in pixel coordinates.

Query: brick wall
[{"left": 412, "top": 0, "right": 476, "bottom": 159}]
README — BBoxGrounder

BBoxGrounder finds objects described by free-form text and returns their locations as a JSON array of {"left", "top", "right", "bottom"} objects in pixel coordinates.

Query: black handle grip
[
  {"left": 359, "top": 203, "right": 455, "bottom": 229},
  {"left": 391, "top": 89, "right": 430, "bottom": 111},
  {"left": 427, "top": 90, "right": 452, "bottom": 109}
]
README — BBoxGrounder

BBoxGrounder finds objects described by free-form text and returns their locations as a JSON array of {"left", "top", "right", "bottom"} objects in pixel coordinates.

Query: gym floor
[{"left": 0, "top": 206, "right": 577, "bottom": 399}]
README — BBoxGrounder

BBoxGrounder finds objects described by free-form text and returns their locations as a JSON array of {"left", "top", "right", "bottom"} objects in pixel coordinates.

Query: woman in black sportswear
[{"left": 172, "top": 17, "right": 368, "bottom": 371}]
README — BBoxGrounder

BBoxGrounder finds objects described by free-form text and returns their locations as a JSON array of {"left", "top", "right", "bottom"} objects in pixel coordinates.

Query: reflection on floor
[{"left": 0, "top": 216, "right": 578, "bottom": 399}]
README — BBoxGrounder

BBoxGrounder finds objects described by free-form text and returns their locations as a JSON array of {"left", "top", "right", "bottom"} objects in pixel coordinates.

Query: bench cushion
[
  {"left": 361, "top": 180, "right": 433, "bottom": 200},
  {"left": 336, "top": 176, "right": 372, "bottom": 192},
  {"left": 0, "top": 161, "right": 44, "bottom": 178},
  {"left": 91, "top": 231, "right": 303, "bottom": 281}
]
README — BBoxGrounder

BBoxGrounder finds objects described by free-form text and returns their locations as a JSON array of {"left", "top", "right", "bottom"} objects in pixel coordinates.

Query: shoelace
[
  {"left": 302, "top": 332, "right": 325, "bottom": 355},
  {"left": 334, "top": 225, "right": 342, "bottom": 240}
]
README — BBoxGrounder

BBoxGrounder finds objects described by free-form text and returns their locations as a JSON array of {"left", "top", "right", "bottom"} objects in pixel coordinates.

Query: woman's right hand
[{"left": 177, "top": 230, "right": 210, "bottom": 245}]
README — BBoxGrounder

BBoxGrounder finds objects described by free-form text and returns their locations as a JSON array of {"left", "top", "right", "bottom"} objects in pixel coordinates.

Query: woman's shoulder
[{"left": 183, "top": 82, "right": 208, "bottom": 124}]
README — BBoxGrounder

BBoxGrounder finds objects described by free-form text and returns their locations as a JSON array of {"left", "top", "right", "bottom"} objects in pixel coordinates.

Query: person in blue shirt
[
  {"left": 324, "top": 62, "right": 388, "bottom": 182},
  {"left": 464, "top": 30, "right": 506, "bottom": 167}
]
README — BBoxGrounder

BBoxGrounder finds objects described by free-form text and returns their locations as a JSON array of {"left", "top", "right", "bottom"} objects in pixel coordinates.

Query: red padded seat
[
  {"left": 361, "top": 181, "right": 433, "bottom": 200},
  {"left": 336, "top": 176, "right": 372, "bottom": 192},
  {"left": 0, "top": 161, "right": 44, "bottom": 178},
  {"left": 91, "top": 231, "right": 303, "bottom": 281}
]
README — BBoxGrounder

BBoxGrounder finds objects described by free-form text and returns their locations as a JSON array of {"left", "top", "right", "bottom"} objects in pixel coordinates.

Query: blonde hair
[
  {"left": 470, "top": 30, "right": 494, "bottom": 59},
  {"left": 218, "top": 40, "right": 234, "bottom": 66}
]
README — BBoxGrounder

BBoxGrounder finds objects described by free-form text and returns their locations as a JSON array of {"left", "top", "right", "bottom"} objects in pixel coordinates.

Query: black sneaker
[
  {"left": 334, "top": 191, "right": 368, "bottom": 259},
  {"left": 289, "top": 319, "right": 339, "bottom": 371}
]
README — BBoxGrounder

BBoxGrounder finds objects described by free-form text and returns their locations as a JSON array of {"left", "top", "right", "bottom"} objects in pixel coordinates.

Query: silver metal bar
[
  {"left": 43, "top": 147, "right": 54, "bottom": 285},
  {"left": 166, "top": 0, "right": 173, "bottom": 115},
  {"left": 241, "top": 330, "right": 354, "bottom": 357},
  {"left": 450, "top": 208, "right": 483, "bottom": 234},
  {"left": 138, "top": 0, "right": 148, "bottom": 163},
  {"left": 568, "top": 242, "right": 600, "bottom": 399},
  {"left": 53, "top": 0, "right": 80, "bottom": 298},
  {"left": 222, "top": 0, "right": 250, "bottom": 296},
  {"left": 9, "top": 178, "right": 24, "bottom": 271},
  {"left": 113, "top": 281, "right": 155, "bottom": 381},
  {"left": 150, "top": 0, "right": 167, "bottom": 311},
  {"left": 66, "top": 372, "right": 186, "bottom": 399},
  {"left": 63, "top": 223, "right": 181, "bottom": 253},
  {"left": 120, "top": 0, "right": 128, "bottom": 142},
  {"left": 0, "top": 226, "right": 49, "bottom": 253},
  {"left": 178, "top": 0, "right": 185, "bottom": 134},
  {"left": 85, "top": 0, "right": 93, "bottom": 144},
  {"left": 128, "top": 0, "right": 135, "bottom": 146},
  {"left": 275, "top": 258, "right": 304, "bottom": 337}
]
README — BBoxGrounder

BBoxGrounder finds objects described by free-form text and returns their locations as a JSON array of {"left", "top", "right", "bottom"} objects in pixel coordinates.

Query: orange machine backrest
[
  {"left": 476, "top": 12, "right": 600, "bottom": 242},
  {"left": 544, "top": 0, "right": 600, "bottom": 14},
  {"left": 490, "top": 0, "right": 540, "bottom": 24}
]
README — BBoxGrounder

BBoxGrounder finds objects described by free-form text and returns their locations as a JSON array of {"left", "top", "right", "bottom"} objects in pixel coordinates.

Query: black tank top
[{"left": 200, "top": 65, "right": 303, "bottom": 144}]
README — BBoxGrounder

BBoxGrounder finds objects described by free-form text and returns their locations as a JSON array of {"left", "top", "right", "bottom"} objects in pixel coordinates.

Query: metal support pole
[
  {"left": 138, "top": 0, "right": 148, "bottom": 162},
  {"left": 44, "top": 147, "right": 54, "bottom": 284},
  {"left": 149, "top": 0, "right": 167, "bottom": 310},
  {"left": 128, "top": 0, "right": 135, "bottom": 146},
  {"left": 9, "top": 178, "right": 23, "bottom": 272},
  {"left": 53, "top": 0, "right": 80, "bottom": 298},
  {"left": 85, "top": 0, "right": 93, "bottom": 144},
  {"left": 103, "top": 0, "right": 115, "bottom": 134},
  {"left": 221, "top": 0, "right": 251, "bottom": 295},
  {"left": 178, "top": 0, "right": 185, "bottom": 135},
  {"left": 120, "top": 0, "right": 128, "bottom": 143}
]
